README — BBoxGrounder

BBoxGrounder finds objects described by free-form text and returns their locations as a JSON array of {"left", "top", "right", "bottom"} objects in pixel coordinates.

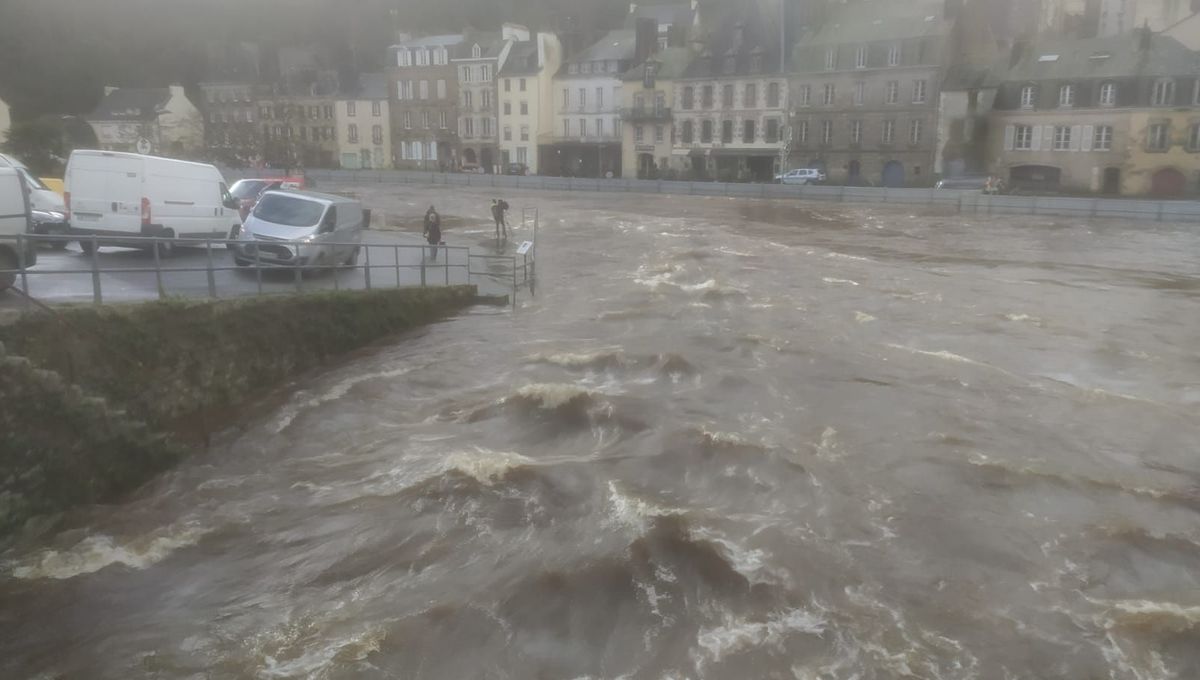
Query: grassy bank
[{"left": 0, "top": 286, "right": 476, "bottom": 538}]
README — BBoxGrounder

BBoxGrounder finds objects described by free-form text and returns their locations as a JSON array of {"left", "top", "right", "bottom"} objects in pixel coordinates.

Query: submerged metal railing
[{"left": 1, "top": 231, "right": 536, "bottom": 310}]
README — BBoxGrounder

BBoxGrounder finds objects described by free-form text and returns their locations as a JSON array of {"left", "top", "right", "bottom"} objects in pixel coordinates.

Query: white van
[
  {"left": 0, "top": 167, "right": 36, "bottom": 291},
  {"left": 0, "top": 153, "right": 66, "bottom": 214},
  {"left": 65, "top": 150, "right": 239, "bottom": 255}
]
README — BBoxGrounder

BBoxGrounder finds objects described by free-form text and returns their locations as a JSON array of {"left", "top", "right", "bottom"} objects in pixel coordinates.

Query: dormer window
[
  {"left": 1058, "top": 84, "right": 1075, "bottom": 107},
  {"left": 1099, "top": 82, "right": 1116, "bottom": 106},
  {"left": 724, "top": 56, "right": 737, "bottom": 74},
  {"left": 1152, "top": 78, "right": 1175, "bottom": 106},
  {"left": 1020, "top": 85, "right": 1036, "bottom": 109},
  {"left": 472, "top": 44, "right": 482, "bottom": 58},
  {"left": 825, "top": 48, "right": 837, "bottom": 70},
  {"left": 751, "top": 54, "right": 763, "bottom": 72}
]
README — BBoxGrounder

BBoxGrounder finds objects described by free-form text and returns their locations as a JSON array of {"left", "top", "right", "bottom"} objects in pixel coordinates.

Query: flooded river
[{"left": 3, "top": 186, "right": 1199, "bottom": 679}]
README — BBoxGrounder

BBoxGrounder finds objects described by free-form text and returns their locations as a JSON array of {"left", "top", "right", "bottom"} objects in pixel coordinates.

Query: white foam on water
[
  {"left": 825, "top": 252, "right": 872, "bottom": 262},
  {"left": 1090, "top": 598, "right": 1200, "bottom": 634},
  {"left": 692, "top": 608, "right": 826, "bottom": 667},
  {"left": 815, "top": 427, "right": 843, "bottom": 461},
  {"left": 1004, "top": 313, "right": 1041, "bottom": 324},
  {"left": 444, "top": 448, "right": 536, "bottom": 486},
  {"left": 527, "top": 348, "right": 626, "bottom": 369},
  {"left": 274, "top": 365, "right": 417, "bottom": 433},
  {"left": 258, "top": 626, "right": 386, "bottom": 679},
  {"left": 855, "top": 311, "right": 876, "bottom": 323},
  {"left": 690, "top": 527, "right": 789, "bottom": 586},
  {"left": 822, "top": 277, "right": 860, "bottom": 286},
  {"left": 604, "top": 481, "right": 684, "bottom": 532},
  {"left": 10, "top": 523, "right": 212, "bottom": 579},
  {"left": 512, "top": 383, "right": 594, "bottom": 409}
]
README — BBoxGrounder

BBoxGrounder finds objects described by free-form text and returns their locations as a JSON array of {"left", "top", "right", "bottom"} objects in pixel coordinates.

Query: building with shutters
[
  {"left": 389, "top": 34, "right": 463, "bottom": 171},
  {"left": 453, "top": 26, "right": 528, "bottom": 174},
  {"left": 497, "top": 32, "right": 563, "bottom": 175},
  {"left": 987, "top": 30, "right": 1200, "bottom": 197},
  {"left": 335, "top": 74, "right": 391, "bottom": 170},
  {"left": 620, "top": 47, "right": 692, "bottom": 178},
  {"left": 787, "top": 0, "right": 953, "bottom": 187}
]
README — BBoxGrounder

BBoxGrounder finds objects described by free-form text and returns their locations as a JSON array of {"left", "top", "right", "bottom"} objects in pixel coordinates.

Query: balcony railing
[{"left": 619, "top": 106, "right": 672, "bottom": 122}]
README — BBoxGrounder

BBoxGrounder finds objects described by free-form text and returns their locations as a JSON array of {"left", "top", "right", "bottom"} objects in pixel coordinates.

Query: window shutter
[
  {"left": 1004, "top": 124, "right": 1015, "bottom": 150},
  {"left": 1070, "top": 125, "right": 1082, "bottom": 151},
  {"left": 1081, "top": 125, "right": 1094, "bottom": 152},
  {"left": 1031, "top": 124, "right": 1043, "bottom": 150},
  {"left": 1044, "top": 125, "right": 1055, "bottom": 150}
]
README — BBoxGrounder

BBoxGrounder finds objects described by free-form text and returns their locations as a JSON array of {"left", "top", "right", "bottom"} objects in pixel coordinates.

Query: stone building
[
  {"left": 669, "top": 3, "right": 790, "bottom": 182},
  {"left": 199, "top": 81, "right": 258, "bottom": 165},
  {"left": 389, "top": 34, "right": 463, "bottom": 171},
  {"left": 497, "top": 32, "right": 563, "bottom": 174},
  {"left": 620, "top": 47, "right": 692, "bottom": 178},
  {"left": 987, "top": 30, "right": 1200, "bottom": 196},
  {"left": 255, "top": 94, "right": 340, "bottom": 169},
  {"left": 788, "top": 0, "right": 954, "bottom": 187},
  {"left": 335, "top": 74, "right": 391, "bottom": 170},
  {"left": 453, "top": 26, "right": 527, "bottom": 173}
]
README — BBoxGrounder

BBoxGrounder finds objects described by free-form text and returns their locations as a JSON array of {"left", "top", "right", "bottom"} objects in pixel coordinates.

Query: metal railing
[{"left": 1, "top": 232, "right": 536, "bottom": 310}]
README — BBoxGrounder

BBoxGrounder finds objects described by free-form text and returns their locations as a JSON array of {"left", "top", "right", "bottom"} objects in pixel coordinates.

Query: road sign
[
  {"left": 136, "top": 138, "right": 153, "bottom": 155},
  {"left": 516, "top": 241, "right": 533, "bottom": 255}
]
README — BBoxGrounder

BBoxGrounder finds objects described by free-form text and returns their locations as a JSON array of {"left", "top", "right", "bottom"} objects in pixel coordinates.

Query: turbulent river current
[{"left": 2, "top": 187, "right": 1199, "bottom": 679}]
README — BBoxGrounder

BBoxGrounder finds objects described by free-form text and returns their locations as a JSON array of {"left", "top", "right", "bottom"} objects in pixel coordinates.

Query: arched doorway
[
  {"left": 462, "top": 148, "right": 477, "bottom": 167},
  {"left": 1151, "top": 168, "right": 1186, "bottom": 197},
  {"left": 481, "top": 147, "right": 494, "bottom": 173},
  {"left": 848, "top": 160, "right": 861, "bottom": 178},
  {"left": 1009, "top": 165, "right": 1061, "bottom": 192},
  {"left": 1103, "top": 167, "right": 1121, "bottom": 195},
  {"left": 882, "top": 161, "right": 905, "bottom": 187}
]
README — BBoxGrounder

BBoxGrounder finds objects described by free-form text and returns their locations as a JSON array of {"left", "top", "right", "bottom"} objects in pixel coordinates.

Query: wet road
[{"left": 2, "top": 185, "right": 1199, "bottom": 679}]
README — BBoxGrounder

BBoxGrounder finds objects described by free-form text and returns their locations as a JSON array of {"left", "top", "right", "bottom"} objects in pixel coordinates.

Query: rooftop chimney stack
[{"left": 634, "top": 17, "right": 658, "bottom": 64}]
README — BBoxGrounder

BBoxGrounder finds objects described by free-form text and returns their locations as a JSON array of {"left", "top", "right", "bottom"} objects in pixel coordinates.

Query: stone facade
[{"left": 389, "top": 35, "right": 463, "bottom": 171}]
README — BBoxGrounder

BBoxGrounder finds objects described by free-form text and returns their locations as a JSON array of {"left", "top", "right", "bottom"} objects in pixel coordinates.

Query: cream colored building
[
  {"left": 620, "top": 48, "right": 691, "bottom": 178},
  {"left": 498, "top": 32, "right": 562, "bottom": 174},
  {"left": 0, "top": 96, "right": 11, "bottom": 148},
  {"left": 336, "top": 74, "right": 391, "bottom": 169},
  {"left": 88, "top": 86, "right": 204, "bottom": 157}
]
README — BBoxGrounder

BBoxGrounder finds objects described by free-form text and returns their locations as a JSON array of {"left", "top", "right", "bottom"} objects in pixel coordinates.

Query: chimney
[
  {"left": 1138, "top": 20, "right": 1152, "bottom": 52},
  {"left": 634, "top": 17, "right": 658, "bottom": 64},
  {"left": 1009, "top": 39, "right": 1027, "bottom": 67},
  {"left": 104, "top": 86, "right": 118, "bottom": 96}
]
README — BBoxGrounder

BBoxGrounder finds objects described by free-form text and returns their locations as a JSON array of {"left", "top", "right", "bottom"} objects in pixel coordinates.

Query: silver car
[{"left": 232, "top": 190, "right": 363, "bottom": 268}]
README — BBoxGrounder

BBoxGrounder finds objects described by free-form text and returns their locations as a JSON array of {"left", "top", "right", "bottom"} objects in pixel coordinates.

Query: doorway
[
  {"left": 1102, "top": 167, "right": 1121, "bottom": 195},
  {"left": 1151, "top": 168, "right": 1185, "bottom": 197},
  {"left": 638, "top": 153, "right": 655, "bottom": 178},
  {"left": 882, "top": 160, "right": 905, "bottom": 188},
  {"left": 481, "top": 147, "right": 494, "bottom": 173}
]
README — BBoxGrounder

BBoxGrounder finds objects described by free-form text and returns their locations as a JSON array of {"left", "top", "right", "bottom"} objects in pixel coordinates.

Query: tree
[{"left": 2, "top": 119, "right": 68, "bottom": 175}]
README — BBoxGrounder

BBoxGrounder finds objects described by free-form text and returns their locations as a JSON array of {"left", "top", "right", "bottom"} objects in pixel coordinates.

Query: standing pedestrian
[
  {"left": 424, "top": 206, "right": 442, "bottom": 260},
  {"left": 491, "top": 199, "right": 508, "bottom": 242}
]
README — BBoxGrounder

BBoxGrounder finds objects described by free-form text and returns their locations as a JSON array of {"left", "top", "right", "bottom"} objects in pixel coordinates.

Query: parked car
[
  {"left": 0, "top": 153, "right": 67, "bottom": 215},
  {"left": 935, "top": 175, "right": 991, "bottom": 190},
  {"left": 0, "top": 167, "right": 37, "bottom": 291},
  {"left": 30, "top": 209, "right": 71, "bottom": 249},
  {"left": 776, "top": 168, "right": 826, "bottom": 185},
  {"left": 231, "top": 190, "right": 363, "bottom": 269},
  {"left": 229, "top": 178, "right": 299, "bottom": 220},
  {"left": 65, "top": 150, "right": 239, "bottom": 256},
  {"left": 505, "top": 163, "right": 528, "bottom": 176}
]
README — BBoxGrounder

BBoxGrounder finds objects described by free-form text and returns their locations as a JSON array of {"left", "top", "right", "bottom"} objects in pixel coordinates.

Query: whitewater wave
[
  {"left": 1091, "top": 598, "right": 1200, "bottom": 634},
  {"left": 693, "top": 608, "right": 826, "bottom": 667},
  {"left": 275, "top": 365, "right": 417, "bottom": 433},
  {"left": 822, "top": 277, "right": 860, "bottom": 286},
  {"left": 10, "top": 523, "right": 211, "bottom": 579},
  {"left": 443, "top": 448, "right": 536, "bottom": 486}
]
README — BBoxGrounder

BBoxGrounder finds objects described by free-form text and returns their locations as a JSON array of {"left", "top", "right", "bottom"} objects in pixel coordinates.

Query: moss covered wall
[{"left": 0, "top": 286, "right": 476, "bottom": 539}]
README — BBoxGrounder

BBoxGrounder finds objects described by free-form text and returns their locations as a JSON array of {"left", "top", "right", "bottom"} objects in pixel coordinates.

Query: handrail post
[
  {"left": 294, "top": 246, "right": 302, "bottom": 292},
  {"left": 153, "top": 237, "right": 165, "bottom": 299},
  {"left": 363, "top": 245, "right": 372, "bottom": 290},
  {"left": 255, "top": 243, "right": 263, "bottom": 294},
  {"left": 419, "top": 246, "right": 425, "bottom": 287},
  {"left": 444, "top": 246, "right": 449, "bottom": 285},
  {"left": 205, "top": 239, "right": 217, "bottom": 298},
  {"left": 397, "top": 245, "right": 404, "bottom": 288},
  {"left": 512, "top": 256, "right": 517, "bottom": 309},
  {"left": 16, "top": 234, "right": 30, "bottom": 310},
  {"left": 90, "top": 235, "right": 102, "bottom": 305}
]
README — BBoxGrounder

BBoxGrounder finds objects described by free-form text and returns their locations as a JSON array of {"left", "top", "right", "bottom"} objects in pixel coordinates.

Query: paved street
[{"left": 0, "top": 230, "right": 489, "bottom": 310}]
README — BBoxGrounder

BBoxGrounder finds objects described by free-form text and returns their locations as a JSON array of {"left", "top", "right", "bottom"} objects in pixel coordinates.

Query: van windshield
[{"left": 252, "top": 193, "right": 326, "bottom": 227}]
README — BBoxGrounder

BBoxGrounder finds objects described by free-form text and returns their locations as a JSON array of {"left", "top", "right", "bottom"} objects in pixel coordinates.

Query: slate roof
[
  {"left": 621, "top": 46, "right": 694, "bottom": 82},
  {"left": 1001, "top": 32, "right": 1200, "bottom": 82},
  {"left": 452, "top": 31, "right": 508, "bottom": 60},
  {"left": 88, "top": 88, "right": 171, "bottom": 122},
  {"left": 390, "top": 34, "right": 464, "bottom": 49},
  {"left": 681, "top": 3, "right": 783, "bottom": 78},
  {"left": 802, "top": 0, "right": 949, "bottom": 45},
  {"left": 567, "top": 29, "right": 638, "bottom": 66},
  {"left": 499, "top": 41, "right": 541, "bottom": 76},
  {"left": 356, "top": 73, "right": 388, "bottom": 100}
]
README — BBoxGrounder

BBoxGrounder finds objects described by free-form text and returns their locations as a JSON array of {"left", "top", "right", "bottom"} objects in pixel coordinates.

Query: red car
[{"left": 229, "top": 177, "right": 306, "bottom": 220}]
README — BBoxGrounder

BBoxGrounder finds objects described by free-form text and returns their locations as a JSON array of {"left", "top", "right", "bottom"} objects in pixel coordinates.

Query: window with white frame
[
  {"left": 437, "top": 79, "right": 446, "bottom": 99},
  {"left": 372, "top": 101, "right": 381, "bottom": 116},
  {"left": 464, "top": 90, "right": 473, "bottom": 109},
  {"left": 681, "top": 120, "right": 693, "bottom": 143},
  {"left": 1099, "top": 82, "right": 1115, "bottom": 106},
  {"left": 856, "top": 46, "right": 868, "bottom": 69},
  {"left": 596, "top": 119, "right": 604, "bottom": 137},
  {"left": 464, "top": 117, "right": 474, "bottom": 137},
  {"left": 635, "top": 124, "right": 644, "bottom": 142},
  {"left": 503, "top": 102, "right": 511, "bottom": 116},
  {"left": 1058, "top": 84, "right": 1075, "bottom": 107},
  {"left": 909, "top": 119, "right": 922, "bottom": 144},
  {"left": 682, "top": 86, "right": 694, "bottom": 109},
  {"left": 854, "top": 82, "right": 865, "bottom": 106},
  {"left": 520, "top": 101, "right": 528, "bottom": 115},
  {"left": 597, "top": 87, "right": 604, "bottom": 111},
  {"left": 520, "top": 125, "right": 529, "bottom": 141},
  {"left": 520, "top": 78, "right": 527, "bottom": 92},
  {"left": 563, "top": 119, "right": 570, "bottom": 137},
  {"left": 347, "top": 101, "right": 357, "bottom": 117},
  {"left": 701, "top": 119, "right": 713, "bottom": 143},
  {"left": 850, "top": 119, "right": 862, "bottom": 144},
  {"left": 423, "top": 111, "right": 430, "bottom": 128},
  {"left": 440, "top": 111, "right": 448, "bottom": 128},
  {"left": 373, "top": 125, "right": 383, "bottom": 144},
  {"left": 579, "top": 88, "right": 586, "bottom": 110},
  {"left": 1152, "top": 79, "right": 1175, "bottom": 106},
  {"left": 886, "top": 81, "right": 899, "bottom": 104},
  {"left": 823, "top": 83, "right": 835, "bottom": 106},
  {"left": 482, "top": 89, "right": 491, "bottom": 109},
  {"left": 396, "top": 81, "right": 406, "bottom": 100},
  {"left": 655, "top": 124, "right": 664, "bottom": 142},
  {"left": 796, "top": 119, "right": 808, "bottom": 144},
  {"left": 348, "top": 123, "right": 358, "bottom": 143},
  {"left": 1053, "top": 125, "right": 1071, "bottom": 150},
  {"left": 825, "top": 48, "right": 837, "bottom": 70},
  {"left": 562, "top": 88, "right": 569, "bottom": 110},
  {"left": 1014, "top": 124, "right": 1033, "bottom": 150},
  {"left": 579, "top": 118, "right": 586, "bottom": 136},
  {"left": 1020, "top": 85, "right": 1036, "bottom": 109},
  {"left": 1094, "top": 125, "right": 1113, "bottom": 151},
  {"left": 461, "top": 66, "right": 472, "bottom": 82},
  {"left": 516, "top": 147, "right": 527, "bottom": 164},
  {"left": 1147, "top": 123, "right": 1169, "bottom": 150},
  {"left": 888, "top": 44, "right": 901, "bottom": 66},
  {"left": 882, "top": 119, "right": 895, "bottom": 144},
  {"left": 745, "top": 83, "right": 757, "bottom": 107},
  {"left": 399, "top": 49, "right": 411, "bottom": 67},
  {"left": 504, "top": 125, "right": 512, "bottom": 141},
  {"left": 912, "top": 79, "right": 927, "bottom": 104},
  {"left": 483, "top": 117, "right": 492, "bottom": 136},
  {"left": 821, "top": 119, "right": 833, "bottom": 144},
  {"left": 767, "top": 82, "right": 780, "bottom": 107},
  {"left": 797, "top": 84, "right": 810, "bottom": 107},
  {"left": 404, "top": 111, "right": 412, "bottom": 129},
  {"left": 472, "top": 44, "right": 481, "bottom": 58}
]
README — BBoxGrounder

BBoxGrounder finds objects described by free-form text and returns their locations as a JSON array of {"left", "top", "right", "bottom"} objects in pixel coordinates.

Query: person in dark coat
[
  {"left": 423, "top": 206, "right": 442, "bottom": 260},
  {"left": 491, "top": 199, "right": 509, "bottom": 241}
]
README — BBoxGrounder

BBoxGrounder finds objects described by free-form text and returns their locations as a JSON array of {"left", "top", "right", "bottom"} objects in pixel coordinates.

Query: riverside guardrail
[
  {"left": 228, "top": 168, "right": 1200, "bottom": 223},
  {"left": 1, "top": 233, "right": 535, "bottom": 309}
]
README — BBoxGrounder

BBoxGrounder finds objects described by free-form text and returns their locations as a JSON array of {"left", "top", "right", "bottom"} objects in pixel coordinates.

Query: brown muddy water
[{"left": 2, "top": 187, "right": 1199, "bottom": 679}]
